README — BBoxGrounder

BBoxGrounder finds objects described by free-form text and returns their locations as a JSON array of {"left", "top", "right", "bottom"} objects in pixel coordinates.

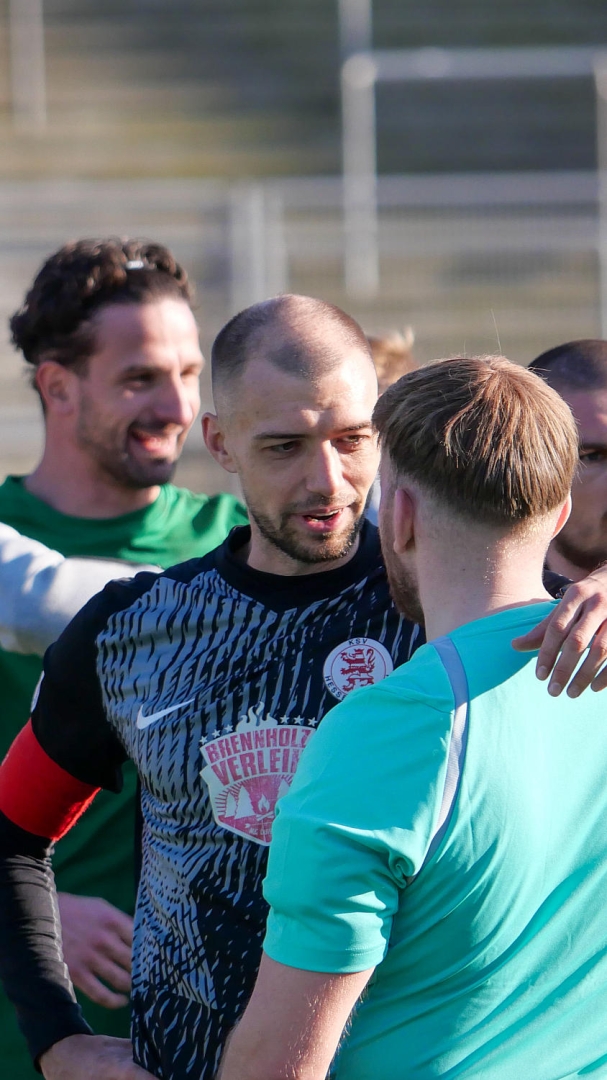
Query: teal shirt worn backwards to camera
[
  {"left": 265, "top": 602, "right": 607, "bottom": 1079},
  {"left": 0, "top": 476, "right": 247, "bottom": 1078}
]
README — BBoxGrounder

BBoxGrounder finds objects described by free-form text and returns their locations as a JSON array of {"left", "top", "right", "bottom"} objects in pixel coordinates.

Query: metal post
[
  {"left": 595, "top": 57, "right": 607, "bottom": 338},
  {"left": 229, "top": 184, "right": 269, "bottom": 314},
  {"left": 338, "top": 0, "right": 372, "bottom": 59},
  {"left": 342, "top": 53, "right": 379, "bottom": 298},
  {"left": 264, "top": 192, "right": 289, "bottom": 297},
  {"left": 9, "top": 0, "right": 46, "bottom": 129},
  {"left": 342, "top": 45, "right": 598, "bottom": 305}
]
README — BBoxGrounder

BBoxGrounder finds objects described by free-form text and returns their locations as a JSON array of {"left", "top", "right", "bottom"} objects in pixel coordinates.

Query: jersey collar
[{"left": 214, "top": 520, "right": 383, "bottom": 610}]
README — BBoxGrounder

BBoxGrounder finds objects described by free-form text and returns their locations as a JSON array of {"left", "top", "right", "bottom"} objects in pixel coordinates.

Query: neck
[
  {"left": 25, "top": 446, "right": 159, "bottom": 519},
  {"left": 419, "top": 538, "right": 552, "bottom": 641},
  {"left": 545, "top": 540, "right": 591, "bottom": 583}
]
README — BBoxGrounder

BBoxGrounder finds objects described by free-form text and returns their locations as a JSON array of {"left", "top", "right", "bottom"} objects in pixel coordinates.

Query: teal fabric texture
[{"left": 264, "top": 602, "right": 607, "bottom": 1079}]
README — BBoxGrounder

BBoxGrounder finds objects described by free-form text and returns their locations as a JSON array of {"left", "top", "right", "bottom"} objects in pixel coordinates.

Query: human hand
[
  {"left": 512, "top": 569, "right": 607, "bottom": 697},
  {"left": 58, "top": 893, "right": 133, "bottom": 1009},
  {"left": 40, "top": 1034, "right": 154, "bottom": 1079}
]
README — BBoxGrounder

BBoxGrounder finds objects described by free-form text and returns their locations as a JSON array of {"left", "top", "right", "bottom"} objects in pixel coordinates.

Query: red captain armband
[{"left": 0, "top": 721, "right": 99, "bottom": 841}]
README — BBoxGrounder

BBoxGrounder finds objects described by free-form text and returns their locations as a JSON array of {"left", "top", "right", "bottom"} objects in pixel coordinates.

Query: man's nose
[
  {"left": 153, "top": 376, "right": 200, "bottom": 429},
  {"left": 306, "top": 445, "right": 344, "bottom": 497}
]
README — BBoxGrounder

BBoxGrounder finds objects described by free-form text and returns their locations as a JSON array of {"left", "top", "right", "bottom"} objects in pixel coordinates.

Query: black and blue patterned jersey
[{"left": 24, "top": 522, "right": 422, "bottom": 1077}]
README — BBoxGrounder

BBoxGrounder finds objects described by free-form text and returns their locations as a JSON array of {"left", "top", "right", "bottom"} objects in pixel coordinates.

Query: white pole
[
  {"left": 229, "top": 184, "right": 268, "bottom": 314},
  {"left": 338, "top": 0, "right": 372, "bottom": 59},
  {"left": 264, "top": 192, "right": 289, "bottom": 296},
  {"left": 342, "top": 53, "right": 379, "bottom": 298},
  {"left": 9, "top": 0, "right": 46, "bottom": 129},
  {"left": 595, "top": 58, "right": 607, "bottom": 338}
]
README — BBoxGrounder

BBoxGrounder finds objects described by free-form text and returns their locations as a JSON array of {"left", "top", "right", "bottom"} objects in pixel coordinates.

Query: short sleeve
[
  {"left": 32, "top": 572, "right": 158, "bottom": 790},
  {"left": 263, "top": 659, "right": 455, "bottom": 974}
]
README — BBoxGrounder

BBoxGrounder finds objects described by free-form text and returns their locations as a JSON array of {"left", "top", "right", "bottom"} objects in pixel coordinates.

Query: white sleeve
[{"left": 0, "top": 523, "right": 159, "bottom": 655}]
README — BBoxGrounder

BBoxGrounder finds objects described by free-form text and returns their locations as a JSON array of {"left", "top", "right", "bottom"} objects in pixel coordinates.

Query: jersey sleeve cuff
[
  {"left": 25, "top": 1003, "right": 94, "bottom": 1072},
  {"left": 263, "top": 930, "right": 385, "bottom": 975}
]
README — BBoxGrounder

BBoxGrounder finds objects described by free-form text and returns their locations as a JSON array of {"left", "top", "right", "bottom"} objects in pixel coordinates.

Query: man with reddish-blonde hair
[{"left": 221, "top": 356, "right": 607, "bottom": 1080}]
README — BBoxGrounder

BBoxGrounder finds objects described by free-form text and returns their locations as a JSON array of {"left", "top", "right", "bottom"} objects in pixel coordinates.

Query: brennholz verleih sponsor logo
[
  {"left": 201, "top": 638, "right": 393, "bottom": 845},
  {"left": 200, "top": 705, "right": 314, "bottom": 845}
]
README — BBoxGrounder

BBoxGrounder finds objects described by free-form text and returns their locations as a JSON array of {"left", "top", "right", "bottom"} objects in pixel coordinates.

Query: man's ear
[
  {"left": 392, "top": 487, "right": 416, "bottom": 554},
  {"left": 202, "top": 413, "right": 239, "bottom": 475},
  {"left": 34, "top": 361, "right": 79, "bottom": 415},
  {"left": 551, "top": 495, "right": 572, "bottom": 539}
]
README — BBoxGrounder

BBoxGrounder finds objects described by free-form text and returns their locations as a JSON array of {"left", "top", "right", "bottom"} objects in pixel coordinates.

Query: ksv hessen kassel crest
[
  {"left": 200, "top": 706, "right": 314, "bottom": 846},
  {"left": 323, "top": 637, "right": 393, "bottom": 700}
]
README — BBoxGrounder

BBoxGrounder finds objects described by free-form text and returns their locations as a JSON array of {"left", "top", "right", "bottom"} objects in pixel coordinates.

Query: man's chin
[
  {"left": 133, "top": 461, "right": 178, "bottom": 488},
  {"left": 105, "top": 456, "right": 178, "bottom": 490},
  {"left": 279, "top": 521, "right": 361, "bottom": 564},
  {"left": 552, "top": 534, "right": 607, "bottom": 575},
  {"left": 248, "top": 503, "right": 364, "bottom": 567},
  {"left": 297, "top": 534, "right": 358, "bottom": 564}
]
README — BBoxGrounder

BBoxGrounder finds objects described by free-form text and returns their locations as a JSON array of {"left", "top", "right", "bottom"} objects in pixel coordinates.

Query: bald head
[
  {"left": 211, "top": 295, "right": 374, "bottom": 408},
  {"left": 529, "top": 340, "right": 607, "bottom": 393}
]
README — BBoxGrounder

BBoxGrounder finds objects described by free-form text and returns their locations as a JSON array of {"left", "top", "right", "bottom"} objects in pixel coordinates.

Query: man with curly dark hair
[{"left": 0, "top": 238, "right": 247, "bottom": 1077}]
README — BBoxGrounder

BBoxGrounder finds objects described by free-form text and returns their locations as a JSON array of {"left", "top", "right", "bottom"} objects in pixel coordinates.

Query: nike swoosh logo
[{"left": 136, "top": 697, "right": 196, "bottom": 730}]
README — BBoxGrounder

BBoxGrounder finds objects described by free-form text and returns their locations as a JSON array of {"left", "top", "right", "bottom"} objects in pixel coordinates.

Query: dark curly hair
[{"left": 10, "top": 238, "right": 195, "bottom": 382}]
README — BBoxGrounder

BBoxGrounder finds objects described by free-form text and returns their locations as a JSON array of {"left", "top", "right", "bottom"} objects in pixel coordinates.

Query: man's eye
[
  {"left": 268, "top": 442, "right": 298, "bottom": 454},
  {"left": 337, "top": 435, "right": 367, "bottom": 451},
  {"left": 126, "top": 373, "right": 154, "bottom": 387},
  {"left": 580, "top": 449, "right": 607, "bottom": 464}
]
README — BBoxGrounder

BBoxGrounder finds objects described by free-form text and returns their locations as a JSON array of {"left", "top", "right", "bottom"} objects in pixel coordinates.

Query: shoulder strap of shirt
[{"left": 408, "top": 636, "right": 470, "bottom": 881}]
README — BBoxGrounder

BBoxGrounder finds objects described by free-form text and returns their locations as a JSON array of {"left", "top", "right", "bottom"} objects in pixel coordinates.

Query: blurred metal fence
[
  {"left": 0, "top": 170, "right": 600, "bottom": 480},
  {"left": 340, "top": 45, "right": 604, "bottom": 297},
  {"left": 265, "top": 171, "right": 600, "bottom": 362}
]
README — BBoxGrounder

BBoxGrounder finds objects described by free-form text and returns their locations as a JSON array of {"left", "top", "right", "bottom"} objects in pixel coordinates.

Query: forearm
[
  {"left": 0, "top": 522, "right": 158, "bottom": 655},
  {"left": 0, "top": 719, "right": 106, "bottom": 1065},
  {"left": 217, "top": 956, "right": 371, "bottom": 1080},
  {"left": 0, "top": 579, "right": 138, "bottom": 1067},
  {"left": 0, "top": 819, "right": 92, "bottom": 1064},
  {"left": 218, "top": 1020, "right": 327, "bottom": 1080}
]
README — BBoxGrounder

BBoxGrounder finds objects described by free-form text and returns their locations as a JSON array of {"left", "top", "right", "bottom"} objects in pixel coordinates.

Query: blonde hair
[
  {"left": 367, "top": 328, "right": 416, "bottom": 395},
  {"left": 373, "top": 355, "right": 578, "bottom": 527}
]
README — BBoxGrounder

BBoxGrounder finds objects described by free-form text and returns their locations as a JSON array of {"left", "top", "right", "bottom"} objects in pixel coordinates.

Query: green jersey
[
  {"left": 265, "top": 603, "right": 607, "bottom": 1079},
  {"left": 0, "top": 475, "right": 246, "bottom": 1075}
]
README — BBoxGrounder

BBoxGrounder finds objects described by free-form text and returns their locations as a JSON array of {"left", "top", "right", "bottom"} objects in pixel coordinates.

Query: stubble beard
[
  {"left": 246, "top": 498, "right": 365, "bottom": 566},
  {"left": 552, "top": 530, "right": 607, "bottom": 575},
  {"left": 379, "top": 533, "right": 424, "bottom": 625},
  {"left": 76, "top": 400, "right": 180, "bottom": 491}
]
